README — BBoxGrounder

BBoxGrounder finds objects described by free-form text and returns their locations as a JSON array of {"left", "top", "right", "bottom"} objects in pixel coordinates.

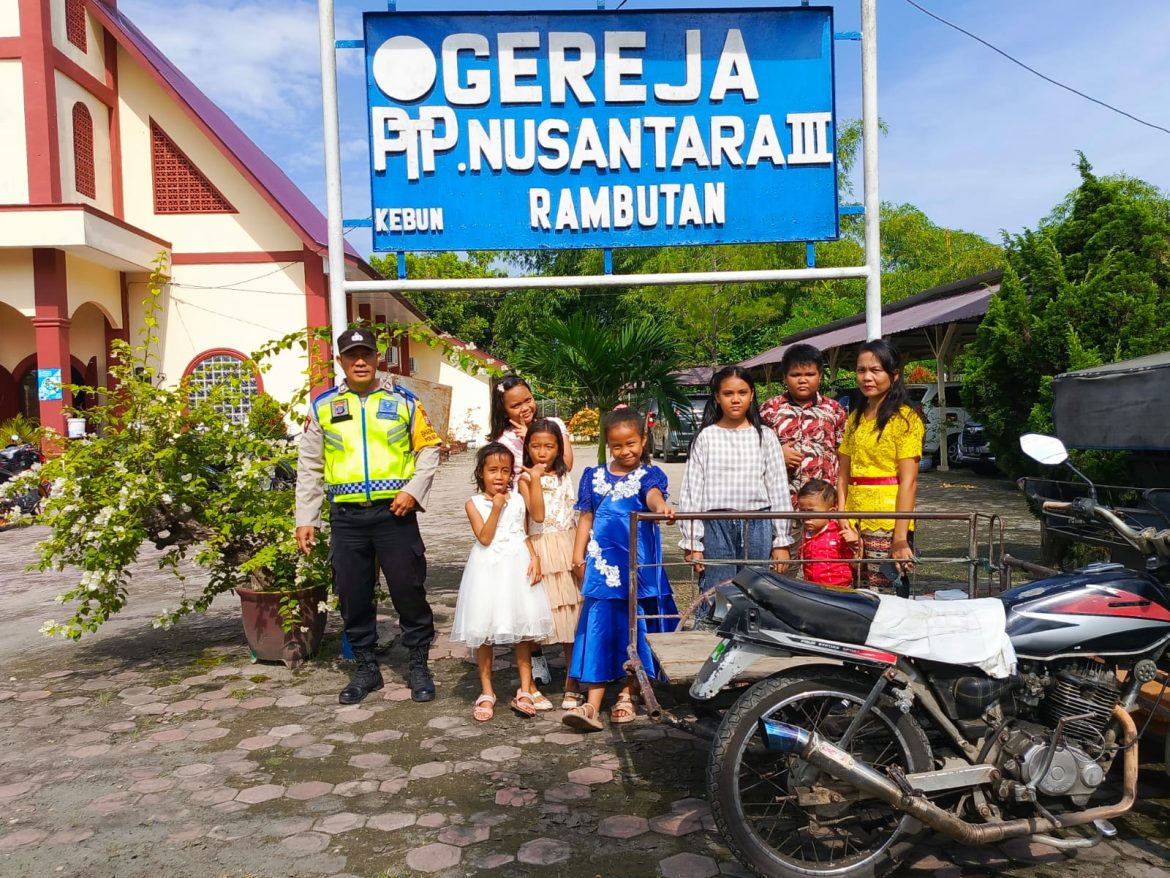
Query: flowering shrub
[
  {"left": 3, "top": 255, "right": 507, "bottom": 642},
  {"left": 567, "top": 407, "right": 600, "bottom": 442},
  {"left": 5, "top": 257, "right": 333, "bottom": 640}
]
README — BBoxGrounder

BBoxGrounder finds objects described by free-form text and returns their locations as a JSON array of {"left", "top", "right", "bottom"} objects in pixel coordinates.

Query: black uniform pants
[{"left": 329, "top": 501, "right": 435, "bottom": 652}]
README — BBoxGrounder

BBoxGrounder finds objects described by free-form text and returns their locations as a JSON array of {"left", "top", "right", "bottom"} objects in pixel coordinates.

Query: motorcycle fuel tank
[{"left": 1002, "top": 563, "right": 1170, "bottom": 659}]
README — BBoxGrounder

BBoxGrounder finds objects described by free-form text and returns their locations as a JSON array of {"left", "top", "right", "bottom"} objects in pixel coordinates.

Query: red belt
[{"left": 851, "top": 476, "right": 899, "bottom": 486}]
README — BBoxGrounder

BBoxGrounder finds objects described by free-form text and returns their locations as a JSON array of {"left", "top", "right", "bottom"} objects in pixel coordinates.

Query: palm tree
[{"left": 516, "top": 314, "right": 690, "bottom": 463}]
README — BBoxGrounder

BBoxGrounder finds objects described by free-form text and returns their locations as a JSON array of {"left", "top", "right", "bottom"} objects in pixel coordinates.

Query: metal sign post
[{"left": 316, "top": 0, "right": 881, "bottom": 357}]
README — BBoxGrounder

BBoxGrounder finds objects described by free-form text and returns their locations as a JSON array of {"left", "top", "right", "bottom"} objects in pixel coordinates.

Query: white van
[{"left": 907, "top": 383, "right": 971, "bottom": 467}]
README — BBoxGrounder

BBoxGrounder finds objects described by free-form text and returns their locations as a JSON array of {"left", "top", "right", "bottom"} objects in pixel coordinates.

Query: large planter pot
[{"left": 236, "top": 584, "right": 329, "bottom": 668}]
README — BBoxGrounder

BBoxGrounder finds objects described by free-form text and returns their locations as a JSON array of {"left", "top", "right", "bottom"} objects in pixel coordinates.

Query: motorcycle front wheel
[{"left": 708, "top": 670, "right": 932, "bottom": 878}]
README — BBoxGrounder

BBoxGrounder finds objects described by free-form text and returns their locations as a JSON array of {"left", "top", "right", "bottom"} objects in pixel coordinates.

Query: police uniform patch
[
  {"left": 376, "top": 397, "right": 399, "bottom": 420},
  {"left": 331, "top": 398, "right": 351, "bottom": 421}
]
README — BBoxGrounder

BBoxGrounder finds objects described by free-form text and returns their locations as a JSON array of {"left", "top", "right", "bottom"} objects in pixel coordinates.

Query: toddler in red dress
[{"left": 797, "top": 479, "right": 860, "bottom": 588}]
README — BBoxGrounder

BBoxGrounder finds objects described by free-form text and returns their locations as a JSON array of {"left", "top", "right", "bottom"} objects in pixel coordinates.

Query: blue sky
[{"left": 120, "top": 0, "right": 1170, "bottom": 256}]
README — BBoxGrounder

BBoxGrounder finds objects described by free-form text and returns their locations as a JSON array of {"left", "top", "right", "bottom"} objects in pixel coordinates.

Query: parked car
[
  {"left": 907, "top": 382, "right": 971, "bottom": 467},
  {"left": 956, "top": 420, "right": 998, "bottom": 473},
  {"left": 646, "top": 395, "right": 707, "bottom": 462}
]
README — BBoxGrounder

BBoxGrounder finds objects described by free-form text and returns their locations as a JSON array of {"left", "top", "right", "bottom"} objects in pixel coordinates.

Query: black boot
[
  {"left": 408, "top": 645, "right": 435, "bottom": 702},
  {"left": 339, "top": 650, "right": 384, "bottom": 705}
]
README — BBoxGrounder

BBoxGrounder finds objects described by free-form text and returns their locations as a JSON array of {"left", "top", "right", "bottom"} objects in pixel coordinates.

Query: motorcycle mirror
[{"left": 1020, "top": 433, "right": 1069, "bottom": 466}]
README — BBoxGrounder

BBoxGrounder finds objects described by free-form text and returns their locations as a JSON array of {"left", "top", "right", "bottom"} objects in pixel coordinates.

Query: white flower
[
  {"left": 317, "top": 601, "right": 329, "bottom": 613},
  {"left": 222, "top": 424, "right": 230, "bottom": 433},
  {"left": 39, "top": 620, "right": 57, "bottom": 637},
  {"left": 180, "top": 473, "right": 193, "bottom": 483},
  {"left": 299, "top": 626, "right": 309, "bottom": 633},
  {"left": 160, "top": 493, "right": 173, "bottom": 505}
]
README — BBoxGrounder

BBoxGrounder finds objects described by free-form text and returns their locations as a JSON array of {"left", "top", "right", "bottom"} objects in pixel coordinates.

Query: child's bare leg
[
  {"left": 476, "top": 645, "right": 495, "bottom": 697},
  {"left": 584, "top": 683, "right": 605, "bottom": 713},
  {"left": 562, "top": 642, "right": 578, "bottom": 693},
  {"left": 514, "top": 640, "right": 536, "bottom": 693}
]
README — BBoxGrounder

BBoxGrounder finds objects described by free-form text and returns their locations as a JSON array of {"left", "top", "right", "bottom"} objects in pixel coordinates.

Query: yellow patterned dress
[{"left": 838, "top": 405, "right": 924, "bottom": 585}]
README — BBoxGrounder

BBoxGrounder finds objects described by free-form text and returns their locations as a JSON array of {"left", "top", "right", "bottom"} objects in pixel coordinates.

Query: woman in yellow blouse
[{"left": 837, "top": 340, "right": 924, "bottom": 588}]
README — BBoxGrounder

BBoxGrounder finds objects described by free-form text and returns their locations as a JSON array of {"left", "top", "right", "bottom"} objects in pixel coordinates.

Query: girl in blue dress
[{"left": 563, "top": 408, "right": 678, "bottom": 732}]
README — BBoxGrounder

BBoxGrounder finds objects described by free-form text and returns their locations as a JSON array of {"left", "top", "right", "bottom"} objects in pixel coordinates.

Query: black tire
[
  {"left": 708, "top": 670, "right": 932, "bottom": 878},
  {"left": 649, "top": 433, "right": 661, "bottom": 459}
]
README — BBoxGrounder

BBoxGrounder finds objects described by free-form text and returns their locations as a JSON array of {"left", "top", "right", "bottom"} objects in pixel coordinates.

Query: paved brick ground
[{"left": 1, "top": 450, "right": 1167, "bottom": 877}]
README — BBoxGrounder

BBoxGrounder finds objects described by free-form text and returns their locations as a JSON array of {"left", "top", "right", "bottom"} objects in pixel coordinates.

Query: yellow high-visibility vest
[{"left": 313, "top": 385, "right": 438, "bottom": 503}]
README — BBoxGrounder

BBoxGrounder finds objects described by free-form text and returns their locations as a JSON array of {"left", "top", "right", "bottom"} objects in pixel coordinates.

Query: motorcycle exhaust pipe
[{"left": 757, "top": 706, "right": 1137, "bottom": 845}]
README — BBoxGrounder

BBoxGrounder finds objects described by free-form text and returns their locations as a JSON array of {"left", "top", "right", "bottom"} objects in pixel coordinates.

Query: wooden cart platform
[{"left": 646, "top": 631, "right": 831, "bottom": 685}]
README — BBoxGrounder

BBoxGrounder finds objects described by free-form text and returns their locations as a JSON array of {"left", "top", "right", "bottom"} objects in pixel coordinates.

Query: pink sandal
[
  {"left": 472, "top": 693, "right": 496, "bottom": 722},
  {"left": 510, "top": 689, "right": 537, "bottom": 718}
]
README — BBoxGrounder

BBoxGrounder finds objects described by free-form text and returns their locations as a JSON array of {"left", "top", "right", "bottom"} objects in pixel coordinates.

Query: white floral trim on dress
[
  {"left": 586, "top": 538, "right": 623, "bottom": 589},
  {"left": 593, "top": 465, "right": 647, "bottom": 502}
]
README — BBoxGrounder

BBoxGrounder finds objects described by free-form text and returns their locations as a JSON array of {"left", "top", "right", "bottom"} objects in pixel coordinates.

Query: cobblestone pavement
[{"left": 1, "top": 450, "right": 1168, "bottom": 877}]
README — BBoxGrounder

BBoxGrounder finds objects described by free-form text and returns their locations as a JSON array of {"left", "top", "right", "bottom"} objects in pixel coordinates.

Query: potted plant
[{"left": 8, "top": 258, "right": 332, "bottom": 666}]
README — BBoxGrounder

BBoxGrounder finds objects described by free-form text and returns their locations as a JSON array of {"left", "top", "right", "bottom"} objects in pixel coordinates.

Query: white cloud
[{"left": 120, "top": 0, "right": 323, "bottom": 122}]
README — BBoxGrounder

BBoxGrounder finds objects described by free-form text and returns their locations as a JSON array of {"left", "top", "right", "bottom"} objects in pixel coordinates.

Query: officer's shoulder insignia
[
  {"left": 391, "top": 383, "right": 419, "bottom": 403},
  {"left": 312, "top": 386, "right": 340, "bottom": 407}
]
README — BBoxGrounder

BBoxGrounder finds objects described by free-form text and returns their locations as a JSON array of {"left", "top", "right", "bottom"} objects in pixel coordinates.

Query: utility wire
[{"left": 903, "top": 0, "right": 1170, "bottom": 136}]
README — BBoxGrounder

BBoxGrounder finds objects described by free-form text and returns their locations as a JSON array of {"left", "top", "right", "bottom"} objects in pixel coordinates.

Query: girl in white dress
[
  {"left": 451, "top": 442, "right": 554, "bottom": 721},
  {"left": 518, "top": 419, "right": 582, "bottom": 710}
]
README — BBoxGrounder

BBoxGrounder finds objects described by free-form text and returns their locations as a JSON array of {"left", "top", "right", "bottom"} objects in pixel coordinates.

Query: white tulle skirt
[{"left": 450, "top": 537, "right": 554, "bottom": 649}]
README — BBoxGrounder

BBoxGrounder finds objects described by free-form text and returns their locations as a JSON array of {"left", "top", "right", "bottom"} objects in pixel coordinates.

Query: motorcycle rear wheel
[{"left": 708, "top": 670, "right": 932, "bottom": 878}]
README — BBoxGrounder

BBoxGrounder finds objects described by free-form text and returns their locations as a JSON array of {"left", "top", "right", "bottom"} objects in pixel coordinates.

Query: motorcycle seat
[{"left": 732, "top": 568, "right": 879, "bottom": 645}]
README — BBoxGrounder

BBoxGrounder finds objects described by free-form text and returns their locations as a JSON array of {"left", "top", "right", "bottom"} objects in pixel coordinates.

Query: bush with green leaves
[
  {"left": 3, "top": 258, "right": 333, "bottom": 640},
  {"left": 961, "top": 156, "right": 1170, "bottom": 479}
]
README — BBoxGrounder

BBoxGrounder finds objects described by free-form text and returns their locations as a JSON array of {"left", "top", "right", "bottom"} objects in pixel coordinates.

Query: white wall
[
  {"left": 0, "top": 2, "right": 21, "bottom": 36},
  {"left": 117, "top": 57, "right": 304, "bottom": 253},
  {"left": 0, "top": 303, "right": 35, "bottom": 372},
  {"left": 50, "top": 0, "right": 106, "bottom": 81},
  {"left": 0, "top": 250, "right": 35, "bottom": 318},
  {"left": 152, "top": 262, "right": 312, "bottom": 407},
  {"left": 0, "top": 61, "right": 29, "bottom": 203}
]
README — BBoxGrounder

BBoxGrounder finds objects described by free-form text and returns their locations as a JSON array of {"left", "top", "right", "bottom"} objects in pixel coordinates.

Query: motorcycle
[
  {"left": 690, "top": 432, "right": 1170, "bottom": 878},
  {"left": 0, "top": 438, "right": 47, "bottom": 524}
]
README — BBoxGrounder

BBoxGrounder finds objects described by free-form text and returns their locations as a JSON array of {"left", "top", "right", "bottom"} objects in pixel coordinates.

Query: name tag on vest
[
  {"left": 376, "top": 397, "right": 399, "bottom": 420},
  {"left": 331, "top": 398, "right": 352, "bottom": 421}
]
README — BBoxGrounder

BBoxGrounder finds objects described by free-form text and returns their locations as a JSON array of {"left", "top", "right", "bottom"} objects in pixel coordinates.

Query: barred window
[
  {"left": 185, "top": 352, "right": 259, "bottom": 424},
  {"left": 150, "top": 120, "right": 235, "bottom": 213},
  {"left": 65, "top": 0, "right": 87, "bottom": 51},
  {"left": 73, "top": 103, "right": 95, "bottom": 198}
]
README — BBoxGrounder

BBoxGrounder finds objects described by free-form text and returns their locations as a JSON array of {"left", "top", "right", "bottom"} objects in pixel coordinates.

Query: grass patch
[{"left": 248, "top": 674, "right": 269, "bottom": 684}]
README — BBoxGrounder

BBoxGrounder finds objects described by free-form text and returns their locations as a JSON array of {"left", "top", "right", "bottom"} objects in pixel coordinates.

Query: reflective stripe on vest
[{"left": 314, "top": 388, "right": 417, "bottom": 503}]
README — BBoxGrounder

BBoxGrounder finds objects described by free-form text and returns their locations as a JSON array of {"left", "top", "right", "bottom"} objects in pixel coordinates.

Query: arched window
[
  {"left": 184, "top": 351, "right": 261, "bottom": 425},
  {"left": 65, "top": 0, "right": 87, "bottom": 51},
  {"left": 72, "top": 103, "right": 95, "bottom": 199}
]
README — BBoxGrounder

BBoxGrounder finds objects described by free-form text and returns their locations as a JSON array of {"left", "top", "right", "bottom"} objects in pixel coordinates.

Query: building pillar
[
  {"left": 303, "top": 247, "right": 332, "bottom": 396},
  {"left": 32, "top": 248, "right": 71, "bottom": 434}
]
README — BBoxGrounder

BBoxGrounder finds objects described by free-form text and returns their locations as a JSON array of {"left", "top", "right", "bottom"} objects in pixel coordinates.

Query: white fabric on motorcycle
[{"left": 865, "top": 595, "right": 1017, "bottom": 678}]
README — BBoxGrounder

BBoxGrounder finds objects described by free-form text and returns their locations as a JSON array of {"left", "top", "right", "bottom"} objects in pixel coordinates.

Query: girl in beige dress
[{"left": 518, "top": 418, "right": 583, "bottom": 710}]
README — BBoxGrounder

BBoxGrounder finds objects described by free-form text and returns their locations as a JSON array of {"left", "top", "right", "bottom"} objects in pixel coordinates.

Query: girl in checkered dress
[{"left": 678, "top": 367, "right": 795, "bottom": 589}]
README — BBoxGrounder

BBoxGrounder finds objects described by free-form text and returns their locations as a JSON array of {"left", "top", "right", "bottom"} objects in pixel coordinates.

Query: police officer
[{"left": 295, "top": 328, "right": 441, "bottom": 704}]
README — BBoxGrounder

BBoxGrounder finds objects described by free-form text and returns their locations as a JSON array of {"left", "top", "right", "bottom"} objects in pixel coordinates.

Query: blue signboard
[
  {"left": 37, "top": 368, "right": 62, "bottom": 401},
  {"left": 364, "top": 8, "right": 837, "bottom": 252}
]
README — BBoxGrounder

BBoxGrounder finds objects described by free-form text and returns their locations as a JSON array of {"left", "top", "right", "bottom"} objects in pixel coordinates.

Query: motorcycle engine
[{"left": 998, "top": 661, "right": 1119, "bottom": 806}]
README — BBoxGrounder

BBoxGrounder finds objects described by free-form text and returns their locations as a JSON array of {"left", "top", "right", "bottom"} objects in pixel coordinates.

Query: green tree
[
  {"left": 513, "top": 314, "right": 689, "bottom": 463},
  {"left": 961, "top": 155, "right": 1170, "bottom": 477},
  {"left": 369, "top": 251, "right": 504, "bottom": 350}
]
